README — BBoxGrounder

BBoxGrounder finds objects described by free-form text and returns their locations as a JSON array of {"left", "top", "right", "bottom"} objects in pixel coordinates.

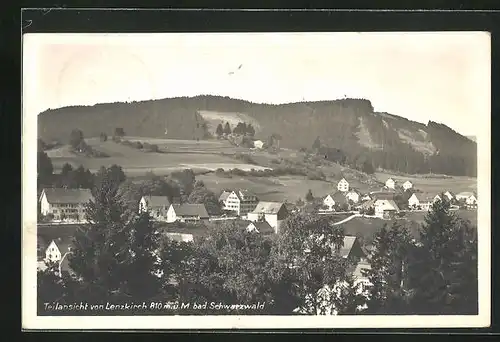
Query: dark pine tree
[
  {"left": 223, "top": 122, "right": 232, "bottom": 135},
  {"left": 215, "top": 123, "right": 224, "bottom": 137},
  {"left": 68, "top": 165, "right": 162, "bottom": 305}
]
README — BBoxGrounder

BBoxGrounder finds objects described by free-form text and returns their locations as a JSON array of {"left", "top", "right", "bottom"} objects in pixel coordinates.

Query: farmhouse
[
  {"left": 166, "top": 203, "right": 209, "bottom": 223},
  {"left": 345, "top": 189, "right": 361, "bottom": 204},
  {"left": 253, "top": 140, "right": 264, "bottom": 149},
  {"left": 456, "top": 191, "right": 477, "bottom": 207},
  {"left": 385, "top": 178, "right": 396, "bottom": 190},
  {"left": 339, "top": 236, "right": 366, "bottom": 261},
  {"left": 39, "top": 188, "right": 93, "bottom": 222},
  {"left": 374, "top": 199, "right": 400, "bottom": 218},
  {"left": 402, "top": 181, "right": 413, "bottom": 191},
  {"left": 139, "top": 195, "right": 171, "bottom": 221},
  {"left": 219, "top": 190, "right": 259, "bottom": 217},
  {"left": 247, "top": 201, "right": 288, "bottom": 233},
  {"left": 337, "top": 178, "right": 350, "bottom": 192},
  {"left": 37, "top": 236, "right": 73, "bottom": 275},
  {"left": 322, "top": 192, "right": 347, "bottom": 211},
  {"left": 408, "top": 193, "right": 420, "bottom": 208},
  {"left": 246, "top": 221, "right": 275, "bottom": 235}
]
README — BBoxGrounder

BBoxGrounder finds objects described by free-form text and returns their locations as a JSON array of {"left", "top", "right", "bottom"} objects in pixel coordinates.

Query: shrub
[
  {"left": 135, "top": 141, "right": 144, "bottom": 149},
  {"left": 150, "top": 144, "right": 160, "bottom": 153}
]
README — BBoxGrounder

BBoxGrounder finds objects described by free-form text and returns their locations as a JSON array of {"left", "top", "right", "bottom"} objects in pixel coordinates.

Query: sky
[{"left": 23, "top": 32, "right": 490, "bottom": 137}]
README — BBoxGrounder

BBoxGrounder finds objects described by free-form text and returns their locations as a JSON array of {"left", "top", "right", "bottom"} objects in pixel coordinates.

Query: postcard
[{"left": 22, "top": 31, "right": 491, "bottom": 330}]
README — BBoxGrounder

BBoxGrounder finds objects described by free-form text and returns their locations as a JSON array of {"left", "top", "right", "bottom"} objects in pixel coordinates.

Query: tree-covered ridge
[{"left": 38, "top": 95, "right": 476, "bottom": 176}]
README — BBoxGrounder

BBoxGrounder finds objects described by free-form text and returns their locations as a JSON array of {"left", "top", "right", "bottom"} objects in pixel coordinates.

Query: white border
[{"left": 22, "top": 32, "right": 491, "bottom": 330}]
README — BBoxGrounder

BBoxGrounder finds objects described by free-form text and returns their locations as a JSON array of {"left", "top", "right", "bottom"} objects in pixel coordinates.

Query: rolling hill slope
[{"left": 38, "top": 95, "right": 477, "bottom": 177}]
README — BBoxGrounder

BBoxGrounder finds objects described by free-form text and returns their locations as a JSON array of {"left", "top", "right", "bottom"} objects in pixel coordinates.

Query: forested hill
[{"left": 37, "top": 95, "right": 477, "bottom": 177}]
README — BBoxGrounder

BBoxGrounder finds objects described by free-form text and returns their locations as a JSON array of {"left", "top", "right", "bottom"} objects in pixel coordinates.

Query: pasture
[
  {"left": 374, "top": 171, "right": 477, "bottom": 194},
  {"left": 197, "top": 173, "right": 338, "bottom": 202},
  {"left": 47, "top": 137, "right": 266, "bottom": 176}
]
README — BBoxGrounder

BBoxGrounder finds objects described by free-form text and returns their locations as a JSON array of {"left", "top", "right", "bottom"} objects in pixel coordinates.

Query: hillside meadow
[{"left": 46, "top": 137, "right": 267, "bottom": 176}]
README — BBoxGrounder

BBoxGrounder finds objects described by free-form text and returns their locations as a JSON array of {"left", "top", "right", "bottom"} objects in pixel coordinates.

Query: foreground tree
[
  {"left": 268, "top": 213, "right": 363, "bottom": 314},
  {"left": 364, "top": 221, "right": 414, "bottom": 314},
  {"left": 223, "top": 122, "right": 232, "bottom": 135},
  {"left": 67, "top": 165, "right": 162, "bottom": 305},
  {"left": 408, "top": 199, "right": 478, "bottom": 314},
  {"left": 169, "top": 221, "right": 275, "bottom": 314}
]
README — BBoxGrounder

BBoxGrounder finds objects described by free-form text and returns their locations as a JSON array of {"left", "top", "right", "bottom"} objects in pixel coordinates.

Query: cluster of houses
[
  {"left": 37, "top": 177, "right": 477, "bottom": 284},
  {"left": 320, "top": 177, "right": 478, "bottom": 219}
]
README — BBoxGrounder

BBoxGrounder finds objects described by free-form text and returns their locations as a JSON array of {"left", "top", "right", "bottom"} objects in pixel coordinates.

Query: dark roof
[
  {"left": 251, "top": 201, "right": 285, "bottom": 214},
  {"left": 40, "top": 188, "right": 93, "bottom": 204},
  {"left": 339, "top": 236, "right": 358, "bottom": 258},
  {"left": 235, "top": 190, "right": 258, "bottom": 201},
  {"left": 171, "top": 203, "right": 209, "bottom": 218},
  {"left": 142, "top": 195, "right": 170, "bottom": 208},
  {"left": 329, "top": 191, "right": 347, "bottom": 204},
  {"left": 219, "top": 191, "right": 232, "bottom": 202},
  {"left": 247, "top": 221, "right": 275, "bottom": 235},
  {"left": 371, "top": 192, "right": 395, "bottom": 200}
]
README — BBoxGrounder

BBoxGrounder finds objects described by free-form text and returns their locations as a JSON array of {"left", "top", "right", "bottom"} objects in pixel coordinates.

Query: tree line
[
  {"left": 38, "top": 168, "right": 477, "bottom": 315},
  {"left": 216, "top": 121, "right": 256, "bottom": 138}
]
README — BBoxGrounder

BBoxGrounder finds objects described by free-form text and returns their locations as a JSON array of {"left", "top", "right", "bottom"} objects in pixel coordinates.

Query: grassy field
[
  {"left": 374, "top": 171, "right": 477, "bottom": 194},
  {"left": 45, "top": 136, "right": 477, "bottom": 204},
  {"left": 47, "top": 137, "right": 267, "bottom": 176},
  {"left": 196, "top": 173, "right": 338, "bottom": 202}
]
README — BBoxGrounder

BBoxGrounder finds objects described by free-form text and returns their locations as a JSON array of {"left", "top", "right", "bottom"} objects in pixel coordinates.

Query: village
[{"left": 36, "top": 175, "right": 478, "bottom": 289}]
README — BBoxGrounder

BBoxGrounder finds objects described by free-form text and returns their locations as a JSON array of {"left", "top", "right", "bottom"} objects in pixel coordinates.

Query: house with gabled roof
[
  {"left": 247, "top": 201, "right": 288, "bottom": 233},
  {"left": 337, "top": 178, "right": 350, "bottom": 192},
  {"left": 385, "top": 178, "right": 396, "bottom": 190},
  {"left": 139, "top": 195, "right": 170, "bottom": 221},
  {"left": 219, "top": 189, "right": 259, "bottom": 216},
  {"left": 374, "top": 199, "right": 399, "bottom": 218},
  {"left": 345, "top": 189, "right": 361, "bottom": 204},
  {"left": 39, "top": 188, "right": 93, "bottom": 222},
  {"left": 402, "top": 180, "right": 413, "bottom": 191},
  {"left": 246, "top": 221, "right": 275, "bottom": 235},
  {"left": 322, "top": 192, "right": 347, "bottom": 211},
  {"left": 166, "top": 203, "right": 209, "bottom": 223},
  {"left": 37, "top": 236, "right": 74, "bottom": 276}
]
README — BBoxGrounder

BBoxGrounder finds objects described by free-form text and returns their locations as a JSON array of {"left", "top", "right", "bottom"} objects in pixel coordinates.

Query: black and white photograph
[{"left": 22, "top": 32, "right": 490, "bottom": 329}]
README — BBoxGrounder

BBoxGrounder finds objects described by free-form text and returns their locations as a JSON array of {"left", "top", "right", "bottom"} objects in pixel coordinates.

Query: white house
[
  {"left": 219, "top": 190, "right": 259, "bottom": 216},
  {"left": 253, "top": 140, "right": 264, "bottom": 149},
  {"left": 337, "top": 178, "right": 350, "bottom": 192},
  {"left": 456, "top": 191, "right": 477, "bottom": 205},
  {"left": 345, "top": 189, "right": 361, "bottom": 204},
  {"left": 45, "top": 240, "right": 62, "bottom": 263},
  {"left": 374, "top": 199, "right": 399, "bottom": 218},
  {"left": 385, "top": 178, "right": 396, "bottom": 190},
  {"left": 246, "top": 221, "right": 275, "bottom": 235},
  {"left": 408, "top": 193, "right": 420, "bottom": 208},
  {"left": 322, "top": 192, "right": 347, "bottom": 211},
  {"left": 465, "top": 193, "right": 477, "bottom": 206},
  {"left": 166, "top": 203, "right": 209, "bottom": 223},
  {"left": 39, "top": 188, "right": 93, "bottom": 222},
  {"left": 402, "top": 181, "right": 413, "bottom": 191},
  {"left": 433, "top": 194, "right": 443, "bottom": 203},
  {"left": 41, "top": 238, "right": 72, "bottom": 274},
  {"left": 444, "top": 191, "right": 456, "bottom": 201},
  {"left": 139, "top": 195, "right": 171, "bottom": 221},
  {"left": 247, "top": 201, "right": 288, "bottom": 233}
]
